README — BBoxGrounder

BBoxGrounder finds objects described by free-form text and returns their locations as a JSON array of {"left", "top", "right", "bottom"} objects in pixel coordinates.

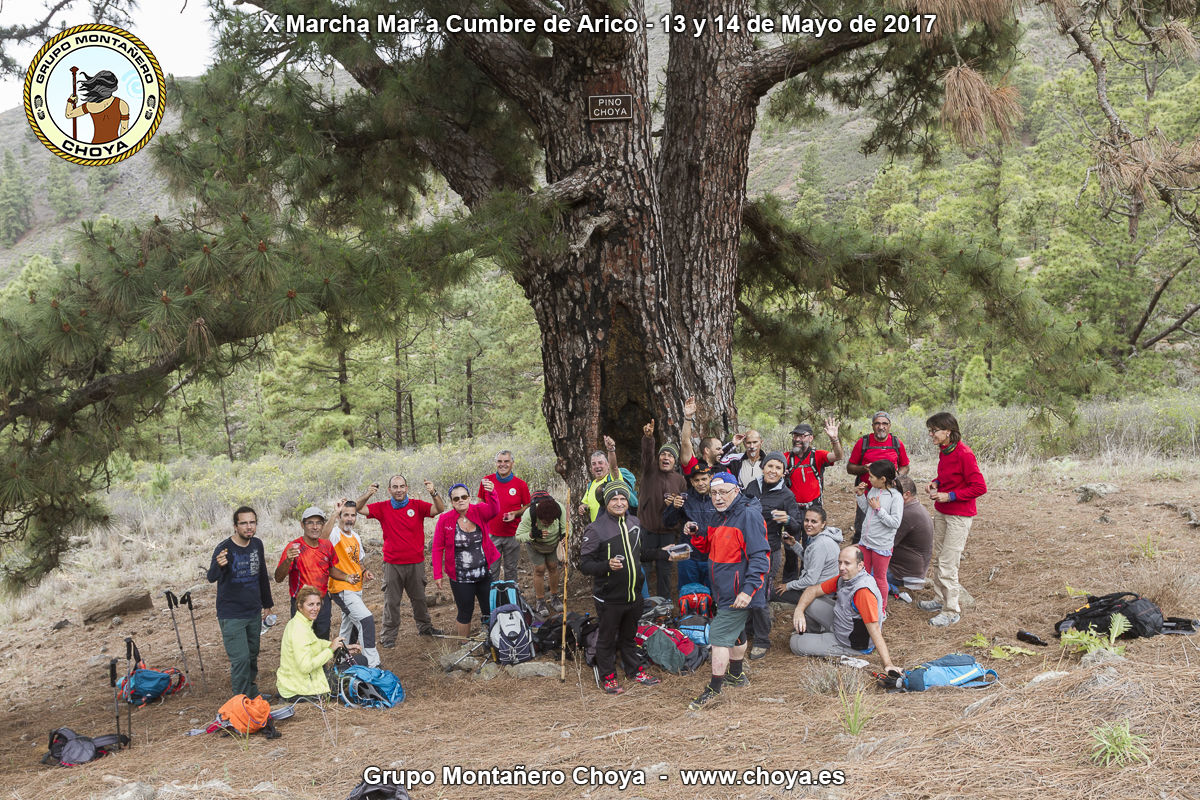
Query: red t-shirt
[
  {"left": 278, "top": 537, "right": 337, "bottom": 598},
  {"left": 820, "top": 576, "right": 880, "bottom": 623},
  {"left": 848, "top": 434, "right": 910, "bottom": 485},
  {"left": 477, "top": 474, "right": 531, "bottom": 538},
  {"left": 367, "top": 499, "right": 435, "bottom": 564},
  {"left": 787, "top": 449, "right": 833, "bottom": 504}
]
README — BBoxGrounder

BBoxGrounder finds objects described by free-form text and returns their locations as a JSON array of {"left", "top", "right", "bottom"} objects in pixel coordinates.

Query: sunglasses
[{"left": 450, "top": 494, "right": 470, "bottom": 502}]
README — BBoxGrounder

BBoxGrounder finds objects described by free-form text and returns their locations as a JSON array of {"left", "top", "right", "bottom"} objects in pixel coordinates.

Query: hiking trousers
[
  {"left": 595, "top": 598, "right": 644, "bottom": 679},
  {"left": 332, "top": 590, "right": 380, "bottom": 668},
  {"left": 219, "top": 616, "right": 262, "bottom": 697},
  {"left": 381, "top": 562, "right": 434, "bottom": 642},
  {"left": 930, "top": 512, "right": 973, "bottom": 615},
  {"left": 788, "top": 596, "right": 860, "bottom": 658},
  {"left": 746, "top": 546, "right": 782, "bottom": 648},
  {"left": 642, "top": 531, "right": 677, "bottom": 599},
  {"left": 489, "top": 536, "right": 521, "bottom": 583}
]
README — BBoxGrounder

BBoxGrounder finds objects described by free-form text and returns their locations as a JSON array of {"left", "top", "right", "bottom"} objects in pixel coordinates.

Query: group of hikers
[{"left": 206, "top": 400, "right": 986, "bottom": 711}]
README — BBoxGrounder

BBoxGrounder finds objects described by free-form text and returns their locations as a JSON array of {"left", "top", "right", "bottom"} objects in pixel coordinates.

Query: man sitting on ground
[
  {"left": 789, "top": 546, "right": 897, "bottom": 674},
  {"left": 774, "top": 506, "right": 843, "bottom": 604},
  {"left": 888, "top": 476, "right": 934, "bottom": 599}
]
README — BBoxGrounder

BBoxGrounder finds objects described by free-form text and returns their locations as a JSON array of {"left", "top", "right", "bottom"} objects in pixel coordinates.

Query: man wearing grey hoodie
[{"left": 773, "top": 506, "right": 843, "bottom": 605}]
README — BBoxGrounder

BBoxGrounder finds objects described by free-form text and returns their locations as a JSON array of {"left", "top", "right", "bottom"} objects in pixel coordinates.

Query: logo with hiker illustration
[{"left": 23, "top": 24, "right": 165, "bottom": 166}]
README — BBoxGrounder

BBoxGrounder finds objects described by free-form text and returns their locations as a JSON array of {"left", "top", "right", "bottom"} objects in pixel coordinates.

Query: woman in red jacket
[
  {"left": 433, "top": 480, "right": 501, "bottom": 638},
  {"left": 919, "top": 412, "right": 987, "bottom": 627}
]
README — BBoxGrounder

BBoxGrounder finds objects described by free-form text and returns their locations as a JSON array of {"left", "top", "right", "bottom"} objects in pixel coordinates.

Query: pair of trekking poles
[{"left": 163, "top": 590, "right": 208, "bottom": 690}]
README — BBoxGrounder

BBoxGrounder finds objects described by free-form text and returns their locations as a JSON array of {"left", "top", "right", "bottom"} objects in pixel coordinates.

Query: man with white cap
[
  {"left": 274, "top": 505, "right": 353, "bottom": 641},
  {"left": 685, "top": 472, "right": 771, "bottom": 710},
  {"left": 846, "top": 411, "right": 910, "bottom": 543}
]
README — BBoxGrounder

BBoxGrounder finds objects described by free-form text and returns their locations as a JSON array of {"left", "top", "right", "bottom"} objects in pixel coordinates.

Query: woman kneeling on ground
[
  {"left": 433, "top": 480, "right": 501, "bottom": 639},
  {"left": 276, "top": 584, "right": 360, "bottom": 701}
]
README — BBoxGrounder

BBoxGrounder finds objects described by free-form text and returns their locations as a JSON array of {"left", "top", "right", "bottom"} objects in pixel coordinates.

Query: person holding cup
[
  {"left": 742, "top": 452, "right": 803, "bottom": 659},
  {"left": 274, "top": 506, "right": 353, "bottom": 641}
]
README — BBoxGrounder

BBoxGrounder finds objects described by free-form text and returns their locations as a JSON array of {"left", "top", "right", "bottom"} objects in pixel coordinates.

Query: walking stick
[
  {"left": 179, "top": 591, "right": 208, "bottom": 689},
  {"left": 122, "top": 638, "right": 133, "bottom": 746},
  {"left": 560, "top": 488, "right": 571, "bottom": 682},
  {"left": 109, "top": 658, "right": 123, "bottom": 747},
  {"left": 163, "top": 591, "right": 192, "bottom": 683},
  {"left": 69, "top": 66, "right": 78, "bottom": 139}
]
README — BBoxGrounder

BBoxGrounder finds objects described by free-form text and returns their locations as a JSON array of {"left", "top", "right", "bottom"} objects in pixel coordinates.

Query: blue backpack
[
  {"left": 336, "top": 666, "right": 405, "bottom": 708},
  {"left": 891, "top": 653, "right": 998, "bottom": 692},
  {"left": 118, "top": 640, "right": 187, "bottom": 706},
  {"left": 676, "top": 614, "right": 710, "bottom": 646}
]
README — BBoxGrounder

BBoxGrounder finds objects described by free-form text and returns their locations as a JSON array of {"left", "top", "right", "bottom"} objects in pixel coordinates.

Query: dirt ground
[{"left": 2, "top": 470, "right": 1198, "bottom": 800}]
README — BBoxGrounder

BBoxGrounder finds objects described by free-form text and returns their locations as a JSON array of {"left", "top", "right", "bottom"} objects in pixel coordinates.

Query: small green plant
[
  {"left": 1133, "top": 534, "right": 1159, "bottom": 560},
  {"left": 964, "top": 632, "right": 989, "bottom": 649},
  {"left": 837, "top": 679, "right": 875, "bottom": 736},
  {"left": 149, "top": 463, "right": 171, "bottom": 498},
  {"left": 988, "top": 644, "right": 1037, "bottom": 660},
  {"left": 1089, "top": 720, "right": 1149, "bottom": 767},
  {"left": 1060, "top": 613, "right": 1130, "bottom": 656},
  {"left": 1064, "top": 584, "right": 1091, "bottom": 598}
]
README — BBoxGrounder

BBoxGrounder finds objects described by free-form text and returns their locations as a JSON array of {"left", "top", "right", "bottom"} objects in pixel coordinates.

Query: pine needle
[{"left": 941, "top": 65, "right": 1023, "bottom": 148}]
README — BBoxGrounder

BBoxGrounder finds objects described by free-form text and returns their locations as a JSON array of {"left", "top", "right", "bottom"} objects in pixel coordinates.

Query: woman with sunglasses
[{"left": 433, "top": 479, "right": 501, "bottom": 638}]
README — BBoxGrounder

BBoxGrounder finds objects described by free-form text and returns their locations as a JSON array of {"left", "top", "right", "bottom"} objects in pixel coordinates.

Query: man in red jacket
[{"left": 477, "top": 450, "right": 531, "bottom": 583}]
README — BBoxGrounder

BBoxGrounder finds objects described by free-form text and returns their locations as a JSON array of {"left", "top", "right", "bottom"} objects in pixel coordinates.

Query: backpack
[
  {"left": 532, "top": 613, "right": 566, "bottom": 653},
  {"left": 678, "top": 582, "right": 714, "bottom": 618},
  {"left": 118, "top": 641, "right": 187, "bottom": 706},
  {"left": 218, "top": 694, "right": 273, "bottom": 733},
  {"left": 676, "top": 614, "right": 711, "bottom": 646},
  {"left": 565, "top": 612, "right": 600, "bottom": 667},
  {"left": 886, "top": 653, "right": 998, "bottom": 692},
  {"left": 852, "top": 434, "right": 902, "bottom": 466},
  {"left": 41, "top": 728, "right": 128, "bottom": 767},
  {"left": 335, "top": 666, "right": 405, "bottom": 708},
  {"left": 1055, "top": 592, "right": 1164, "bottom": 639},
  {"left": 526, "top": 491, "right": 564, "bottom": 554},
  {"left": 635, "top": 623, "right": 709, "bottom": 674},
  {"left": 488, "top": 603, "right": 536, "bottom": 665},
  {"left": 346, "top": 779, "right": 412, "bottom": 800},
  {"left": 640, "top": 596, "right": 676, "bottom": 627},
  {"left": 488, "top": 581, "right": 532, "bottom": 623}
]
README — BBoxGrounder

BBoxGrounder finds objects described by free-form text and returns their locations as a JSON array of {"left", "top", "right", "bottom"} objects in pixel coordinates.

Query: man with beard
[
  {"left": 685, "top": 472, "right": 771, "bottom": 710},
  {"left": 639, "top": 419, "right": 688, "bottom": 598},
  {"left": 724, "top": 429, "right": 767, "bottom": 486},
  {"left": 782, "top": 418, "right": 842, "bottom": 580}
]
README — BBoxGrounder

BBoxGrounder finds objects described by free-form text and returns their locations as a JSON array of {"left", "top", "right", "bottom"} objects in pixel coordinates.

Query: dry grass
[{"left": 1, "top": 451, "right": 1199, "bottom": 799}]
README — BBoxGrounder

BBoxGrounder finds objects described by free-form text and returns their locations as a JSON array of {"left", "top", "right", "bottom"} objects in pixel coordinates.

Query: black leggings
[
  {"left": 595, "top": 598, "right": 644, "bottom": 679},
  {"left": 450, "top": 578, "right": 492, "bottom": 625}
]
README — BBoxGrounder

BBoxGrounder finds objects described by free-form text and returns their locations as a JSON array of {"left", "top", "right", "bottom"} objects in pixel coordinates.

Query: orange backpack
[{"left": 218, "top": 694, "right": 271, "bottom": 734}]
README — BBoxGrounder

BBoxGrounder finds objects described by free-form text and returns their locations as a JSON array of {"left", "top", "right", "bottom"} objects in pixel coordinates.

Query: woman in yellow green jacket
[{"left": 276, "top": 584, "right": 359, "bottom": 700}]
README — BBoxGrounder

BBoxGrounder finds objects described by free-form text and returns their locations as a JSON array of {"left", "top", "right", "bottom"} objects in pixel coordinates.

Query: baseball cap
[
  {"left": 872, "top": 411, "right": 892, "bottom": 422},
  {"left": 790, "top": 424, "right": 814, "bottom": 436},
  {"left": 301, "top": 505, "right": 327, "bottom": 521}
]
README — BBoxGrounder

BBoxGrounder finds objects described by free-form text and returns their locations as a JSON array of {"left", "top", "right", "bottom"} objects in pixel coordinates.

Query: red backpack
[{"left": 678, "top": 582, "right": 714, "bottom": 618}]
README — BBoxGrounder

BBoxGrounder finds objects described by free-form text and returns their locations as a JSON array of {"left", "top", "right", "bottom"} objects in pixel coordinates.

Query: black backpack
[
  {"left": 564, "top": 612, "right": 600, "bottom": 667},
  {"left": 1055, "top": 592, "right": 1164, "bottom": 639},
  {"left": 346, "top": 778, "right": 411, "bottom": 799},
  {"left": 42, "top": 727, "right": 128, "bottom": 767}
]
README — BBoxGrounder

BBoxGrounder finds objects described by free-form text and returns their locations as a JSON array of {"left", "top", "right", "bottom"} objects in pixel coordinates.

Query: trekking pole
[
  {"left": 69, "top": 66, "right": 78, "bottom": 140},
  {"left": 123, "top": 638, "right": 133, "bottom": 747},
  {"left": 163, "top": 591, "right": 192, "bottom": 683},
  {"left": 560, "top": 488, "right": 571, "bottom": 682},
  {"left": 109, "top": 658, "right": 122, "bottom": 748},
  {"left": 178, "top": 591, "right": 208, "bottom": 689}
]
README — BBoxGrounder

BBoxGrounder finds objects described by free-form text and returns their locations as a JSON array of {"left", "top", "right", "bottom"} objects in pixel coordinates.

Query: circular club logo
[
  {"left": 509, "top": 488, "right": 517, "bottom": 496},
  {"left": 407, "top": 509, "right": 415, "bottom": 517},
  {"left": 24, "top": 24, "right": 165, "bottom": 166}
]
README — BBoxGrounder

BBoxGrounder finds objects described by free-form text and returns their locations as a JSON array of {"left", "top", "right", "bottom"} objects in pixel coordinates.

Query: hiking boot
[
  {"left": 917, "top": 599, "right": 943, "bottom": 612},
  {"left": 748, "top": 645, "right": 769, "bottom": 660},
  {"left": 603, "top": 673, "right": 624, "bottom": 695},
  {"left": 535, "top": 598, "right": 551, "bottom": 617},
  {"left": 379, "top": 640, "right": 396, "bottom": 649},
  {"left": 723, "top": 670, "right": 750, "bottom": 688},
  {"left": 633, "top": 667, "right": 661, "bottom": 686},
  {"left": 687, "top": 685, "right": 720, "bottom": 710},
  {"left": 549, "top": 595, "right": 564, "bottom": 612},
  {"left": 419, "top": 627, "right": 445, "bottom": 637},
  {"left": 898, "top": 591, "right": 913, "bottom": 604},
  {"left": 929, "top": 611, "right": 961, "bottom": 627}
]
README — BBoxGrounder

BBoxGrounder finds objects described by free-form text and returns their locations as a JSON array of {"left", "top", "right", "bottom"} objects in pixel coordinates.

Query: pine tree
[
  {"left": 47, "top": 160, "right": 83, "bottom": 222},
  {"left": 0, "top": 150, "right": 32, "bottom": 245}
]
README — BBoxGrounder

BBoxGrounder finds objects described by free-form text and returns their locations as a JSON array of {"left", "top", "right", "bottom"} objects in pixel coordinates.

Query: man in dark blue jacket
[
  {"left": 685, "top": 472, "right": 771, "bottom": 710},
  {"left": 207, "top": 506, "right": 274, "bottom": 698},
  {"left": 663, "top": 462, "right": 716, "bottom": 590}
]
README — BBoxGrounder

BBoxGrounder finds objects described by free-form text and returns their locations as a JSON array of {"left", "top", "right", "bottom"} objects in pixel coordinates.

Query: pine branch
[
  {"left": 743, "top": 31, "right": 890, "bottom": 99},
  {"left": 1140, "top": 303, "right": 1200, "bottom": 349},
  {"left": 445, "top": 28, "right": 558, "bottom": 129},
  {"left": 1128, "top": 257, "right": 1192, "bottom": 348}
]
